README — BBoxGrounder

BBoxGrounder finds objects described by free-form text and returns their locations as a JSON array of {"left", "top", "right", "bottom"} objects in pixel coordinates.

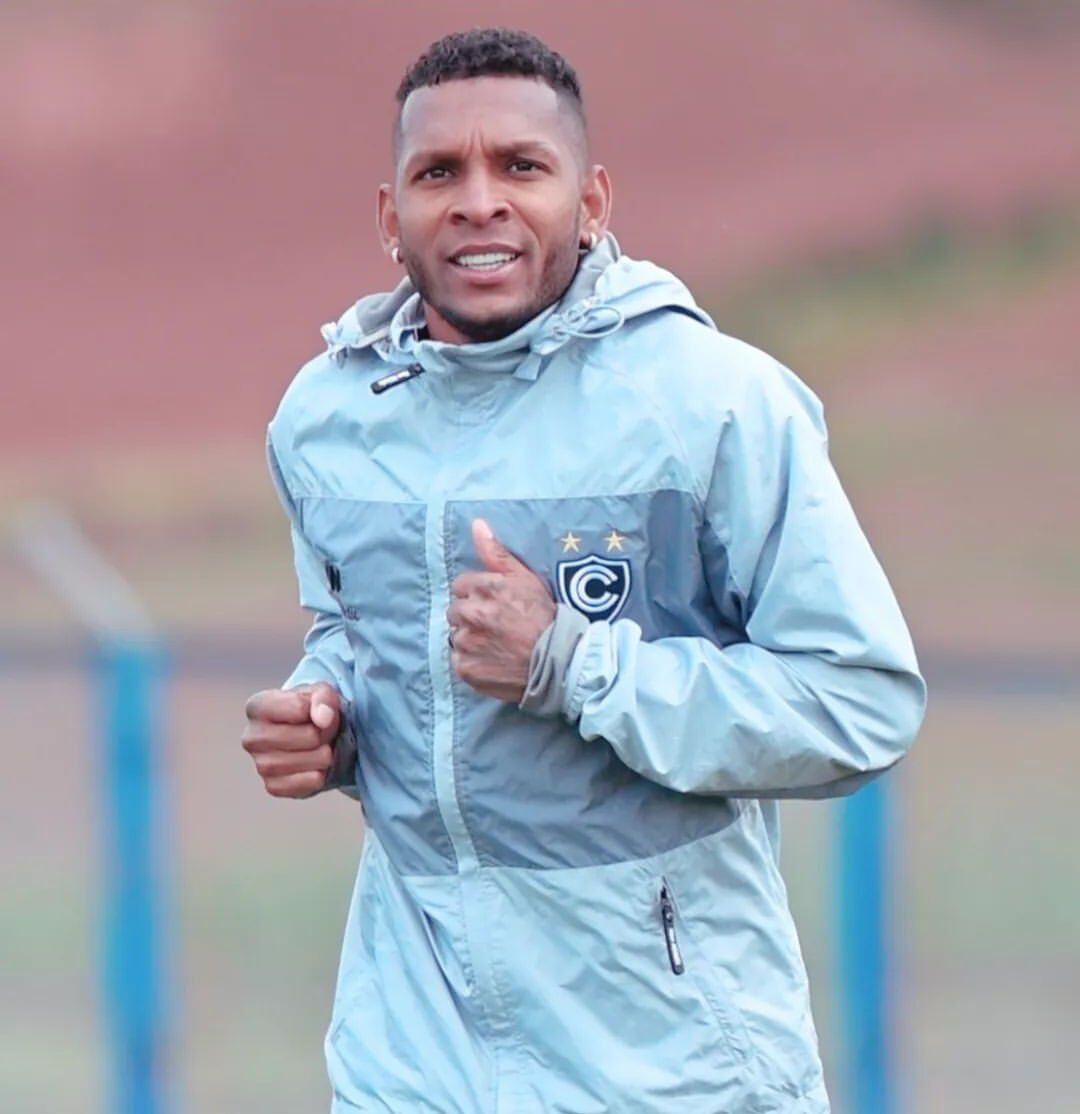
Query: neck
[{"left": 421, "top": 302, "right": 478, "bottom": 345}]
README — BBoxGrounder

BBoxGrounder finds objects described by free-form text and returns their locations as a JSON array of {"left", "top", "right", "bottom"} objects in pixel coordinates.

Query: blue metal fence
[
  {"left": 95, "top": 638, "right": 172, "bottom": 1114},
  {"left": 837, "top": 779, "right": 894, "bottom": 1114}
]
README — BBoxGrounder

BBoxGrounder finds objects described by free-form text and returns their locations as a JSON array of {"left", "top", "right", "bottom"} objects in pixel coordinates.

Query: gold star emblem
[
  {"left": 560, "top": 530, "right": 582, "bottom": 553},
  {"left": 604, "top": 529, "right": 626, "bottom": 552}
]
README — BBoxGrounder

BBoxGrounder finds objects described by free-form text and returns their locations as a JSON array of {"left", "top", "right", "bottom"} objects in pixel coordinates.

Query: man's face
[{"left": 379, "top": 76, "right": 609, "bottom": 344}]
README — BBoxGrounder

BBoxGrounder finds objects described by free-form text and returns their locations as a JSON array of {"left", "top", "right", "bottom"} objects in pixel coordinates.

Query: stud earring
[
  {"left": 579, "top": 231, "right": 598, "bottom": 253},
  {"left": 391, "top": 245, "right": 402, "bottom": 264}
]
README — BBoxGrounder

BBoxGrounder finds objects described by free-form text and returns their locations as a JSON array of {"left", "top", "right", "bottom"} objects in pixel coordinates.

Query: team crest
[{"left": 556, "top": 553, "right": 632, "bottom": 622}]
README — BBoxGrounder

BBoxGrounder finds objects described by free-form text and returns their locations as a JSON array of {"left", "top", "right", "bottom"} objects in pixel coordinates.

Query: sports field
[
  {"left": 2, "top": 3, "right": 1078, "bottom": 1110},
  {"left": 3, "top": 209, "right": 1077, "bottom": 1112}
]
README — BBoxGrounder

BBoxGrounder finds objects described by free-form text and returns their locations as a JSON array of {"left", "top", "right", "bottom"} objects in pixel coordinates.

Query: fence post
[
  {"left": 837, "top": 779, "right": 894, "bottom": 1114},
  {"left": 94, "top": 637, "right": 170, "bottom": 1114},
  {"left": 12, "top": 506, "right": 172, "bottom": 1114}
]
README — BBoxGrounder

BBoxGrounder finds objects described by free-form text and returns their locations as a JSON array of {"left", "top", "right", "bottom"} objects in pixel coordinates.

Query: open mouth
[{"left": 449, "top": 250, "right": 522, "bottom": 273}]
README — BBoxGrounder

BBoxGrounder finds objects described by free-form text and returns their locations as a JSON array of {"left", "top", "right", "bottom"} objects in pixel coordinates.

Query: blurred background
[{"left": 2, "top": 1, "right": 1078, "bottom": 1111}]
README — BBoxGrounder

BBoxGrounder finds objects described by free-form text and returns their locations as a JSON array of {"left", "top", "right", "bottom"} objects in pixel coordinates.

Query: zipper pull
[
  {"left": 659, "top": 881, "right": 685, "bottom": 976},
  {"left": 371, "top": 363, "right": 424, "bottom": 395}
]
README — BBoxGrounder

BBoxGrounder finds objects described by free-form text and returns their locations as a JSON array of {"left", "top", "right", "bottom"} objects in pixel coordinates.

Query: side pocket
[
  {"left": 655, "top": 874, "right": 753, "bottom": 1068},
  {"left": 658, "top": 878, "right": 685, "bottom": 975}
]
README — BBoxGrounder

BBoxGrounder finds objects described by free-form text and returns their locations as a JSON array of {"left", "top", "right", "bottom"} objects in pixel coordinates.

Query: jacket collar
[{"left": 318, "top": 231, "right": 714, "bottom": 381}]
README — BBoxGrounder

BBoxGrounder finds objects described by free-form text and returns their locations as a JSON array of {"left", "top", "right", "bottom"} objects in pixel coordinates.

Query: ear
[
  {"left": 376, "top": 183, "right": 399, "bottom": 257},
  {"left": 579, "top": 164, "right": 613, "bottom": 247}
]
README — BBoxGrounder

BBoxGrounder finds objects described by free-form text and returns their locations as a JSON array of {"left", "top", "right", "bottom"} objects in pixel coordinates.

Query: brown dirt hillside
[{"left": 2, "top": 0, "right": 1078, "bottom": 452}]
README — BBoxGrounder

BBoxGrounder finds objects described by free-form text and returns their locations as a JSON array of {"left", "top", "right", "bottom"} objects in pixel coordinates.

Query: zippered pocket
[
  {"left": 658, "top": 876, "right": 685, "bottom": 975},
  {"left": 654, "top": 872, "right": 753, "bottom": 1068}
]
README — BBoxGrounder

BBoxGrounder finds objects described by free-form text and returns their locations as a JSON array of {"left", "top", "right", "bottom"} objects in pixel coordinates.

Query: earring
[
  {"left": 579, "top": 231, "right": 598, "bottom": 253},
  {"left": 391, "top": 245, "right": 402, "bottom": 264}
]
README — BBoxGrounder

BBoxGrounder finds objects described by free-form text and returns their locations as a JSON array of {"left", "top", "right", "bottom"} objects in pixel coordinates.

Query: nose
[{"left": 449, "top": 168, "right": 510, "bottom": 225}]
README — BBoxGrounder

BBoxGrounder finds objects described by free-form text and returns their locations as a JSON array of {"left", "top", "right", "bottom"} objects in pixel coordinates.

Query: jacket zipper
[
  {"left": 424, "top": 497, "right": 479, "bottom": 872},
  {"left": 659, "top": 879, "right": 685, "bottom": 975}
]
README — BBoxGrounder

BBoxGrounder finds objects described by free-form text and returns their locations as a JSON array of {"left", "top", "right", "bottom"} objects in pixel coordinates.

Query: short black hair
[{"left": 393, "top": 28, "right": 587, "bottom": 163}]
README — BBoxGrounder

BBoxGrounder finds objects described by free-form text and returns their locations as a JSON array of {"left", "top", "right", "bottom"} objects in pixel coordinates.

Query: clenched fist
[{"left": 242, "top": 682, "right": 342, "bottom": 799}]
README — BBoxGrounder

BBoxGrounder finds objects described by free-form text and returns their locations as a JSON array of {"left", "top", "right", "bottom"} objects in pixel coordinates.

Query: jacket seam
[
  {"left": 393, "top": 808, "right": 744, "bottom": 881},
  {"left": 287, "top": 482, "right": 700, "bottom": 505},
  {"left": 420, "top": 503, "right": 457, "bottom": 872}
]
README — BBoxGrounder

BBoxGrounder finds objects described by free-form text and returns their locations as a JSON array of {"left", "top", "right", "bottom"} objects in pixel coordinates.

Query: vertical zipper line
[{"left": 425, "top": 495, "right": 480, "bottom": 873}]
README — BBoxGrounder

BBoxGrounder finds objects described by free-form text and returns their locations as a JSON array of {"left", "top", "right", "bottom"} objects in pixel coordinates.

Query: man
[{"left": 242, "top": 28, "right": 925, "bottom": 1114}]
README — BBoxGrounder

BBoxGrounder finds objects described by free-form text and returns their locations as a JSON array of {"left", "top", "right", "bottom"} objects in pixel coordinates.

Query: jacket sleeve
[
  {"left": 560, "top": 358, "right": 926, "bottom": 799},
  {"left": 267, "top": 432, "right": 360, "bottom": 801}
]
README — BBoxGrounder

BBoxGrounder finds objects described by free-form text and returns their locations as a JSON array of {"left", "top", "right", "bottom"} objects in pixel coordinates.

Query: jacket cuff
[
  {"left": 320, "top": 715, "right": 360, "bottom": 797},
  {"left": 518, "top": 604, "right": 591, "bottom": 719},
  {"left": 563, "top": 619, "right": 616, "bottom": 722}
]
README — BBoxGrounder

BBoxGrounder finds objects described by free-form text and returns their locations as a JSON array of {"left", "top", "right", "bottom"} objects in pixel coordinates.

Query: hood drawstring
[
  {"left": 320, "top": 321, "right": 346, "bottom": 365},
  {"left": 514, "top": 299, "right": 626, "bottom": 382}
]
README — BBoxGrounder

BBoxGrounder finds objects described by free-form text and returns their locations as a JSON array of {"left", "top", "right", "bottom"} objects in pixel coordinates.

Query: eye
[
  {"left": 508, "top": 159, "right": 541, "bottom": 174},
  {"left": 418, "top": 165, "right": 451, "bottom": 181}
]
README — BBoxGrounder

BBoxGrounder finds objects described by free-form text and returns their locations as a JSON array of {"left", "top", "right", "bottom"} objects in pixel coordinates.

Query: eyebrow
[{"left": 403, "top": 139, "right": 564, "bottom": 174}]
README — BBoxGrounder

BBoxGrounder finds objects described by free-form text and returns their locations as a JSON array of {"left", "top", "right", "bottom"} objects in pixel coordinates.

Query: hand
[
  {"left": 242, "top": 682, "right": 342, "bottom": 798},
  {"left": 447, "top": 518, "right": 557, "bottom": 703}
]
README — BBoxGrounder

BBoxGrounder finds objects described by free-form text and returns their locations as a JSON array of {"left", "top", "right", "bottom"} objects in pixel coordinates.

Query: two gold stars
[{"left": 560, "top": 529, "right": 626, "bottom": 553}]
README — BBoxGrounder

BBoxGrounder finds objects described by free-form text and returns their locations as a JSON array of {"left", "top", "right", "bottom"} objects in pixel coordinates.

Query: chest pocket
[{"left": 443, "top": 487, "right": 727, "bottom": 644}]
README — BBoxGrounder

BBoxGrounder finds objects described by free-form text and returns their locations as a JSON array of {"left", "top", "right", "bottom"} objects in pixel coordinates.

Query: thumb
[
  {"left": 307, "top": 683, "right": 341, "bottom": 732},
  {"left": 473, "top": 518, "right": 525, "bottom": 575}
]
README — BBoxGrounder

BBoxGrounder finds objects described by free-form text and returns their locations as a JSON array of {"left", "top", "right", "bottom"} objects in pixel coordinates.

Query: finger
[
  {"left": 245, "top": 688, "right": 313, "bottom": 725},
  {"left": 450, "top": 648, "right": 473, "bottom": 686},
  {"left": 446, "top": 598, "right": 488, "bottom": 629},
  {"left": 307, "top": 682, "right": 341, "bottom": 732},
  {"left": 263, "top": 770, "right": 326, "bottom": 799},
  {"left": 473, "top": 518, "right": 526, "bottom": 575},
  {"left": 242, "top": 720, "right": 322, "bottom": 753},
  {"left": 449, "top": 624, "right": 479, "bottom": 654},
  {"left": 255, "top": 743, "right": 334, "bottom": 778},
  {"left": 452, "top": 571, "right": 503, "bottom": 599}
]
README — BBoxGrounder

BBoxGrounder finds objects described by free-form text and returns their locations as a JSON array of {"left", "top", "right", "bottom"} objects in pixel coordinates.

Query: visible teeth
[{"left": 453, "top": 252, "right": 517, "bottom": 269}]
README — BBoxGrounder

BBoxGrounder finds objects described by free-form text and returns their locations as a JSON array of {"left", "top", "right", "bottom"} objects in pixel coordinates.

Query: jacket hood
[{"left": 317, "top": 232, "right": 716, "bottom": 382}]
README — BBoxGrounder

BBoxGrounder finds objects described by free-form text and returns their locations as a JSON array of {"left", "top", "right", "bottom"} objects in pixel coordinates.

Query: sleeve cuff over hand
[{"left": 518, "top": 604, "right": 591, "bottom": 719}]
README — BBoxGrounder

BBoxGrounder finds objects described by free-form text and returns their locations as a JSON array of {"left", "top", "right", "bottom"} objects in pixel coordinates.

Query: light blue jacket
[{"left": 267, "top": 234, "right": 926, "bottom": 1113}]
